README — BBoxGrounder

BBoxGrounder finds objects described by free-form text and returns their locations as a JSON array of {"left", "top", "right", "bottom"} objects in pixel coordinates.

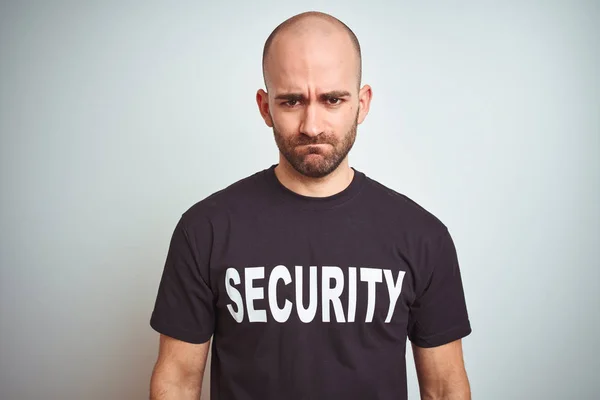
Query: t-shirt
[{"left": 150, "top": 164, "right": 472, "bottom": 400}]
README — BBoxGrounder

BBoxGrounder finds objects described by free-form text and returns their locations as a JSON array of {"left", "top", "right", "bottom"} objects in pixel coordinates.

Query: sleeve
[
  {"left": 149, "top": 215, "right": 215, "bottom": 344},
  {"left": 407, "top": 228, "right": 472, "bottom": 348}
]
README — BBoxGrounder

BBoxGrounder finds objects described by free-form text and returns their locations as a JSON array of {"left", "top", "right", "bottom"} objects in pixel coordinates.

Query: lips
[
  {"left": 296, "top": 141, "right": 330, "bottom": 146},
  {"left": 306, "top": 146, "right": 329, "bottom": 156}
]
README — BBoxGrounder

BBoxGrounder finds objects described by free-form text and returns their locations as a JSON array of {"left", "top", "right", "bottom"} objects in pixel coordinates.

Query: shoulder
[
  {"left": 179, "top": 167, "right": 272, "bottom": 229},
  {"left": 361, "top": 173, "right": 449, "bottom": 237}
]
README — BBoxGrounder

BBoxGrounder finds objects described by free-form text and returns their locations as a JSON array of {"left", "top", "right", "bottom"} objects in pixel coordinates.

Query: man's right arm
[{"left": 150, "top": 334, "right": 211, "bottom": 400}]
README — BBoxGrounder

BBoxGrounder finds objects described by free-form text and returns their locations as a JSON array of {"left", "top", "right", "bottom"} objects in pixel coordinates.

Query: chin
[{"left": 299, "top": 160, "right": 337, "bottom": 178}]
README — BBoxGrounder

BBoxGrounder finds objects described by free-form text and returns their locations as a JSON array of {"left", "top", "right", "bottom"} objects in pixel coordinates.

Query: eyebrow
[{"left": 274, "top": 91, "right": 352, "bottom": 101}]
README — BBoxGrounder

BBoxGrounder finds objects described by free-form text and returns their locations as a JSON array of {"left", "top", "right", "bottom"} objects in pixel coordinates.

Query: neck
[{"left": 274, "top": 156, "right": 355, "bottom": 198}]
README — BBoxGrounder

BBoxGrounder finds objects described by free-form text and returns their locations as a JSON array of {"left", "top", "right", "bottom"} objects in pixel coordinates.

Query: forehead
[{"left": 265, "top": 30, "right": 357, "bottom": 92}]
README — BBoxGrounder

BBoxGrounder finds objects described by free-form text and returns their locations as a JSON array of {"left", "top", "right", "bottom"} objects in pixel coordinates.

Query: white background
[{"left": 1, "top": 1, "right": 598, "bottom": 399}]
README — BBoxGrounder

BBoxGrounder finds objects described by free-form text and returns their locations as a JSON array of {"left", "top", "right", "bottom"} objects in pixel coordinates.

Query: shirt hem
[
  {"left": 409, "top": 324, "right": 472, "bottom": 348},
  {"left": 149, "top": 316, "right": 213, "bottom": 344}
]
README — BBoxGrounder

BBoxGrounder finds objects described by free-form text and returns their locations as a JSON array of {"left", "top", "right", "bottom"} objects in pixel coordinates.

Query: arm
[
  {"left": 412, "top": 339, "right": 470, "bottom": 400},
  {"left": 150, "top": 334, "right": 211, "bottom": 400}
]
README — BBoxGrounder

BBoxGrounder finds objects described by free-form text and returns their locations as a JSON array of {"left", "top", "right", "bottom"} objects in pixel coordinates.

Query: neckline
[{"left": 264, "top": 164, "right": 366, "bottom": 210}]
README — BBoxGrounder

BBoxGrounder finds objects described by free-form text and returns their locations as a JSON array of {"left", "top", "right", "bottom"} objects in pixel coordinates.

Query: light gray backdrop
[{"left": 1, "top": 1, "right": 598, "bottom": 399}]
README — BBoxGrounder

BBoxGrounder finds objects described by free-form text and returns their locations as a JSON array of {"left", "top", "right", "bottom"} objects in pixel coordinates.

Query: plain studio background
[{"left": 1, "top": 1, "right": 598, "bottom": 399}]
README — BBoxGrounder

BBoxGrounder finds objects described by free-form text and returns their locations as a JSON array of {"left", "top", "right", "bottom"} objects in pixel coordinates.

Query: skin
[
  {"left": 256, "top": 14, "right": 372, "bottom": 197},
  {"left": 149, "top": 334, "right": 209, "bottom": 399},
  {"left": 413, "top": 340, "right": 471, "bottom": 399},
  {"left": 150, "top": 12, "right": 470, "bottom": 400}
]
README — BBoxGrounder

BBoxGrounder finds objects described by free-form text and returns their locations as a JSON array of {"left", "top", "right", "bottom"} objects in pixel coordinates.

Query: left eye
[{"left": 328, "top": 98, "right": 340, "bottom": 105}]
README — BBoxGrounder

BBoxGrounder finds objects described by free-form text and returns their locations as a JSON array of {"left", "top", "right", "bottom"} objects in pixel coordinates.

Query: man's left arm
[
  {"left": 412, "top": 339, "right": 470, "bottom": 400},
  {"left": 407, "top": 228, "right": 472, "bottom": 399}
]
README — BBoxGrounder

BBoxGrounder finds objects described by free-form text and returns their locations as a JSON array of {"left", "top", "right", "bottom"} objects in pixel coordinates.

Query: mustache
[{"left": 292, "top": 134, "right": 336, "bottom": 146}]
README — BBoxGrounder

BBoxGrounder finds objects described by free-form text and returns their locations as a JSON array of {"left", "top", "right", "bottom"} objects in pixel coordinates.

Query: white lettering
[
  {"left": 225, "top": 268, "right": 244, "bottom": 323},
  {"left": 347, "top": 267, "right": 357, "bottom": 323},
  {"left": 224, "top": 265, "right": 406, "bottom": 324},
  {"left": 295, "top": 266, "right": 318, "bottom": 323},
  {"left": 322, "top": 266, "right": 346, "bottom": 323},
  {"left": 245, "top": 267, "right": 267, "bottom": 322},
  {"left": 360, "top": 268, "right": 382, "bottom": 323},
  {"left": 268, "top": 265, "right": 292, "bottom": 323},
  {"left": 384, "top": 269, "right": 405, "bottom": 323}
]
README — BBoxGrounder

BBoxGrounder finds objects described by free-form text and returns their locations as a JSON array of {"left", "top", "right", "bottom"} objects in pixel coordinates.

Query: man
[{"left": 149, "top": 11, "right": 472, "bottom": 400}]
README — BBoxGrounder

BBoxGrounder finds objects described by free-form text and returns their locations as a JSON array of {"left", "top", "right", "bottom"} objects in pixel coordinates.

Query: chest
[{"left": 206, "top": 209, "right": 420, "bottom": 334}]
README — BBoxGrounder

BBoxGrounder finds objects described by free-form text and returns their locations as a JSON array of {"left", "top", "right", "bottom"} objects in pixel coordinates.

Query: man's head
[{"left": 256, "top": 11, "right": 372, "bottom": 178}]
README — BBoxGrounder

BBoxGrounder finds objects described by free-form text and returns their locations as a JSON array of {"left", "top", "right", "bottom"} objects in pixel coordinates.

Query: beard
[{"left": 272, "top": 113, "right": 359, "bottom": 178}]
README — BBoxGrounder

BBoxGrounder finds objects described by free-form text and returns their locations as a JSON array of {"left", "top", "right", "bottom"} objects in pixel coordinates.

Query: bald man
[{"left": 149, "top": 11, "right": 472, "bottom": 400}]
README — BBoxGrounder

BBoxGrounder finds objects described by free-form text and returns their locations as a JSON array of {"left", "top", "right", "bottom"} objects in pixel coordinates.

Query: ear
[
  {"left": 357, "top": 84, "right": 373, "bottom": 125},
  {"left": 256, "top": 89, "right": 273, "bottom": 127}
]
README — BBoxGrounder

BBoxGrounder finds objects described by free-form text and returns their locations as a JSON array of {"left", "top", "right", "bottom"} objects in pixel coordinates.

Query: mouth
[
  {"left": 297, "top": 143, "right": 330, "bottom": 148},
  {"left": 297, "top": 143, "right": 330, "bottom": 154}
]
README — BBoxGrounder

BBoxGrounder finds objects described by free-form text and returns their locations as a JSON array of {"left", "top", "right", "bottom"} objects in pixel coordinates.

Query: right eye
[{"left": 284, "top": 100, "right": 299, "bottom": 107}]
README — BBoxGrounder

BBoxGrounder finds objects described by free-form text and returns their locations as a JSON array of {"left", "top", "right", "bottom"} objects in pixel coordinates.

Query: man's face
[
  {"left": 259, "top": 25, "right": 370, "bottom": 178},
  {"left": 272, "top": 110, "right": 358, "bottom": 178}
]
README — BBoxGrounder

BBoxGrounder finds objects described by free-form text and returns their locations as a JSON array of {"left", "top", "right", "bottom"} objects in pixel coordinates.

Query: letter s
[{"left": 225, "top": 268, "right": 244, "bottom": 323}]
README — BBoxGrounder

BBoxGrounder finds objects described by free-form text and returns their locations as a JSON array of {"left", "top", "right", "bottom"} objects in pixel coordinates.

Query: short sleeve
[
  {"left": 407, "top": 228, "right": 472, "bottom": 347},
  {"left": 150, "top": 216, "right": 215, "bottom": 344}
]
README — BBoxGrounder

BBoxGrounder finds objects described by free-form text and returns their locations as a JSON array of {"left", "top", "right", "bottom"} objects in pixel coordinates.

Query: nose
[{"left": 299, "top": 103, "right": 324, "bottom": 137}]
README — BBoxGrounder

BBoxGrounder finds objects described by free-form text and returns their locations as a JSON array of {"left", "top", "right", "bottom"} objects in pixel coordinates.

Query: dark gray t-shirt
[{"left": 150, "top": 164, "right": 471, "bottom": 400}]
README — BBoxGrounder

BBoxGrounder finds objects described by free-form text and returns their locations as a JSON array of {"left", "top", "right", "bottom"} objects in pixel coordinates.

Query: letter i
[{"left": 347, "top": 267, "right": 357, "bottom": 322}]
